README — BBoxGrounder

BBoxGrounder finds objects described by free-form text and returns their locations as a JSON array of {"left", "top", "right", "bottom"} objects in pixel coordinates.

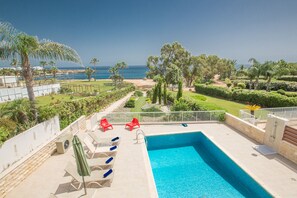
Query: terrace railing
[
  {"left": 96, "top": 110, "right": 225, "bottom": 124},
  {"left": 240, "top": 106, "right": 297, "bottom": 124}
]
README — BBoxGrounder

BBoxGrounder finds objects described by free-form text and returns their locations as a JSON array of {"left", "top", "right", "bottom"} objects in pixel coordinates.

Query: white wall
[
  {"left": 0, "top": 116, "right": 61, "bottom": 174},
  {"left": 0, "top": 83, "right": 60, "bottom": 103}
]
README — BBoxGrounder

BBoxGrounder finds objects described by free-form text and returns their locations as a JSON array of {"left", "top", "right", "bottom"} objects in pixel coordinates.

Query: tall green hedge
[
  {"left": 232, "top": 80, "right": 297, "bottom": 91},
  {"left": 39, "top": 85, "right": 135, "bottom": 129},
  {"left": 195, "top": 84, "right": 297, "bottom": 108},
  {"left": 277, "top": 76, "right": 297, "bottom": 82}
]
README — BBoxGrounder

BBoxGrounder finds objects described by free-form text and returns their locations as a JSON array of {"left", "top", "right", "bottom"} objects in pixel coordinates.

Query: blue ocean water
[
  {"left": 147, "top": 132, "right": 272, "bottom": 198},
  {"left": 39, "top": 65, "right": 148, "bottom": 80}
]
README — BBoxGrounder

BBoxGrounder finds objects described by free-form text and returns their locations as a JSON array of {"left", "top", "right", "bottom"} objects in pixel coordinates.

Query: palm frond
[
  {"left": 32, "top": 40, "right": 82, "bottom": 65},
  {"left": 0, "top": 22, "right": 19, "bottom": 42}
]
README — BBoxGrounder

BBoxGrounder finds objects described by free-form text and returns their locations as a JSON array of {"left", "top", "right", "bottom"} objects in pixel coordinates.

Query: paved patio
[{"left": 6, "top": 123, "right": 297, "bottom": 198}]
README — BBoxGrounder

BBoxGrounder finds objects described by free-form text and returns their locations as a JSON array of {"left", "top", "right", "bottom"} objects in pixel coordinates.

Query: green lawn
[
  {"left": 36, "top": 94, "right": 83, "bottom": 107},
  {"left": 131, "top": 96, "right": 147, "bottom": 112},
  {"left": 61, "top": 80, "right": 115, "bottom": 93},
  {"left": 183, "top": 91, "right": 246, "bottom": 116}
]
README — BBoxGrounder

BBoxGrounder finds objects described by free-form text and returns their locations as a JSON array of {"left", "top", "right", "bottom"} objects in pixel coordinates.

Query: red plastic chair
[
  {"left": 125, "top": 118, "right": 140, "bottom": 131},
  {"left": 100, "top": 118, "right": 113, "bottom": 132}
]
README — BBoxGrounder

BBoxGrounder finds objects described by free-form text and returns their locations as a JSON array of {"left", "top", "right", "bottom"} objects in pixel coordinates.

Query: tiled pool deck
[{"left": 6, "top": 123, "right": 297, "bottom": 198}]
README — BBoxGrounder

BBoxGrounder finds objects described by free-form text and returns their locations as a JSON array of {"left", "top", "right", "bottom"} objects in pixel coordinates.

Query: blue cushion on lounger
[
  {"left": 103, "top": 169, "right": 113, "bottom": 178},
  {"left": 105, "top": 157, "right": 114, "bottom": 164},
  {"left": 110, "top": 145, "right": 117, "bottom": 151},
  {"left": 111, "top": 137, "right": 119, "bottom": 142}
]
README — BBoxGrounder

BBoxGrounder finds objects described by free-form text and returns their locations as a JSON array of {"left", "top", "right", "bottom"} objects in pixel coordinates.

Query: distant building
[{"left": 0, "top": 76, "right": 18, "bottom": 87}]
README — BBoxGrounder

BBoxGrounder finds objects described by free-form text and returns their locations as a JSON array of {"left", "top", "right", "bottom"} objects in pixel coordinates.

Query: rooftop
[{"left": 5, "top": 123, "right": 297, "bottom": 198}]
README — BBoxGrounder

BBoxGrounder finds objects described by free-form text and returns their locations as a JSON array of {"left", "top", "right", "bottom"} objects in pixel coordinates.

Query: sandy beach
[{"left": 124, "top": 79, "right": 155, "bottom": 89}]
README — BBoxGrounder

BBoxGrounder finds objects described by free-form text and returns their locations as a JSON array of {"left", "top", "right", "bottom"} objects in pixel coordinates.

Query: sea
[{"left": 40, "top": 65, "right": 148, "bottom": 80}]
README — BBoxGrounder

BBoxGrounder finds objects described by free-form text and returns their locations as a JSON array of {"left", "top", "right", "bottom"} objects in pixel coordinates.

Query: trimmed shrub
[
  {"left": 124, "top": 97, "right": 136, "bottom": 108},
  {"left": 277, "top": 76, "right": 297, "bottom": 82},
  {"left": 232, "top": 80, "right": 297, "bottom": 91},
  {"left": 195, "top": 84, "right": 232, "bottom": 99},
  {"left": 195, "top": 84, "right": 297, "bottom": 108},
  {"left": 277, "top": 89, "right": 286, "bottom": 95},
  {"left": 237, "top": 83, "right": 246, "bottom": 89},
  {"left": 284, "top": 92, "right": 297, "bottom": 98},
  {"left": 55, "top": 85, "right": 135, "bottom": 129},
  {"left": 225, "top": 78, "right": 232, "bottom": 88}
]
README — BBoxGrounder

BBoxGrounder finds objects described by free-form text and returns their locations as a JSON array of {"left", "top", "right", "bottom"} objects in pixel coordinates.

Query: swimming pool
[{"left": 147, "top": 132, "right": 272, "bottom": 198}]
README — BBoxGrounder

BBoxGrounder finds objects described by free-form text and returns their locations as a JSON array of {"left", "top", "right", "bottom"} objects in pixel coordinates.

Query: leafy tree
[
  {"left": 184, "top": 56, "right": 202, "bottom": 87},
  {"left": 109, "top": 62, "right": 127, "bottom": 89},
  {"left": 0, "top": 22, "right": 81, "bottom": 119},
  {"left": 90, "top": 58, "right": 99, "bottom": 81},
  {"left": 147, "top": 42, "right": 190, "bottom": 86},
  {"left": 177, "top": 80, "right": 183, "bottom": 100},
  {"left": 85, "top": 67, "right": 95, "bottom": 81},
  {"left": 219, "top": 59, "right": 236, "bottom": 79}
]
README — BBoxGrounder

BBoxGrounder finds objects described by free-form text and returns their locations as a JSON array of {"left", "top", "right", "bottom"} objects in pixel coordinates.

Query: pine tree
[
  {"left": 158, "top": 81, "right": 162, "bottom": 104},
  {"left": 177, "top": 80, "right": 183, "bottom": 100},
  {"left": 152, "top": 86, "right": 158, "bottom": 104},
  {"left": 163, "top": 82, "right": 167, "bottom": 105}
]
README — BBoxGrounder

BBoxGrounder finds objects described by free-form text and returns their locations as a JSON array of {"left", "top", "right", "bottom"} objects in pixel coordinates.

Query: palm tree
[
  {"left": 0, "top": 22, "right": 82, "bottom": 119},
  {"left": 90, "top": 58, "right": 99, "bottom": 81},
  {"left": 262, "top": 61, "right": 279, "bottom": 92},
  {"left": 246, "top": 66, "right": 257, "bottom": 90},
  {"left": 85, "top": 67, "right": 94, "bottom": 81},
  {"left": 248, "top": 58, "right": 264, "bottom": 90},
  {"left": 48, "top": 61, "right": 56, "bottom": 79},
  {"left": 51, "top": 66, "right": 58, "bottom": 79},
  {"left": 39, "top": 61, "right": 47, "bottom": 80}
]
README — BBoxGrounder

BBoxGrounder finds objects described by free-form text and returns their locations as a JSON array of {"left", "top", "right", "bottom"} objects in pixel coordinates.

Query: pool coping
[{"left": 144, "top": 130, "right": 279, "bottom": 198}]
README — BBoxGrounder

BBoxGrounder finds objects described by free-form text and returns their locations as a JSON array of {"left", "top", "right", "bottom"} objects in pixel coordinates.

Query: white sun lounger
[
  {"left": 65, "top": 162, "right": 114, "bottom": 190},
  {"left": 88, "top": 132, "right": 121, "bottom": 146},
  {"left": 71, "top": 155, "right": 115, "bottom": 170},
  {"left": 83, "top": 137, "right": 118, "bottom": 159},
  {"left": 87, "top": 157, "right": 115, "bottom": 170}
]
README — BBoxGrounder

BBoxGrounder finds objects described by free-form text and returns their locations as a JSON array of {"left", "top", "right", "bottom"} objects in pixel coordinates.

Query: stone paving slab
[{"left": 6, "top": 123, "right": 297, "bottom": 198}]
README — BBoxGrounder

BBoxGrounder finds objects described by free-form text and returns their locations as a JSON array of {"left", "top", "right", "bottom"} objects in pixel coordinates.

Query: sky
[{"left": 1, "top": 0, "right": 297, "bottom": 67}]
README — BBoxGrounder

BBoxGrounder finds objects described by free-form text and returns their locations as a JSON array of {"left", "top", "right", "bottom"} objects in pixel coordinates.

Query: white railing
[
  {"left": 240, "top": 107, "right": 297, "bottom": 122},
  {"left": 240, "top": 110, "right": 257, "bottom": 125},
  {"left": 0, "top": 116, "right": 60, "bottom": 174},
  {"left": 0, "top": 83, "right": 60, "bottom": 103},
  {"left": 97, "top": 110, "right": 225, "bottom": 124}
]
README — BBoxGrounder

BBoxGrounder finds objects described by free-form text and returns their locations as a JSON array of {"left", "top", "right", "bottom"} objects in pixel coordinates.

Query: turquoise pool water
[{"left": 147, "top": 132, "right": 272, "bottom": 198}]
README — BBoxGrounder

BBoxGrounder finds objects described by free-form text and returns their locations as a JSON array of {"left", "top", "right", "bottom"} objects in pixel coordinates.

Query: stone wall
[
  {"left": 278, "top": 141, "right": 297, "bottom": 164},
  {"left": 0, "top": 116, "right": 86, "bottom": 197},
  {"left": 225, "top": 113, "right": 265, "bottom": 144}
]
